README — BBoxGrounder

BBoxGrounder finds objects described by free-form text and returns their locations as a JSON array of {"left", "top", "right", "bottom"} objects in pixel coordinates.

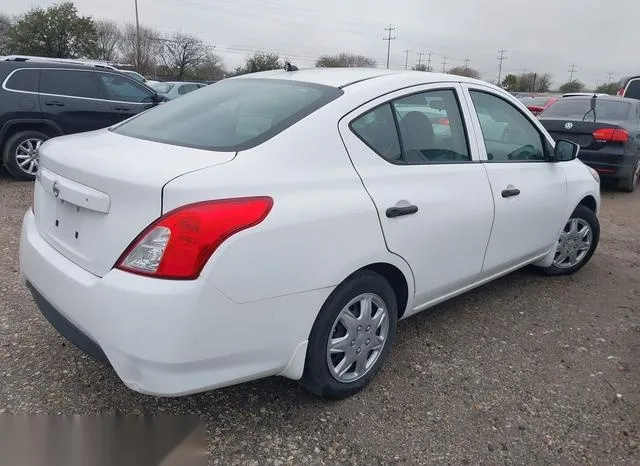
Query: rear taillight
[
  {"left": 616, "top": 88, "right": 624, "bottom": 97},
  {"left": 592, "top": 128, "right": 629, "bottom": 143},
  {"left": 116, "top": 197, "right": 273, "bottom": 280}
]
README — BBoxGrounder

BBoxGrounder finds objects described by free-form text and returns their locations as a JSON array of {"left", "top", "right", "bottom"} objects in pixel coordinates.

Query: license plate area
[{"left": 53, "top": 199, "right": 85, "bottom": 245}]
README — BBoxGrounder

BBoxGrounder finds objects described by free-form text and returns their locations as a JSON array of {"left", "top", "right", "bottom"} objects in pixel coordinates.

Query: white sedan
[{"left": 19, "top": 68, "right": 601, "bottom": 400}]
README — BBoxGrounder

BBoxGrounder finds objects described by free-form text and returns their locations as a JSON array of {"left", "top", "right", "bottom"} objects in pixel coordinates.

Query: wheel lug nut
[
  {"left": 366, "top": 325, "right": 371, "bottom": 332},
  {"left": 357, "top": 325, "right": 362, "bottom": 332},
  {"left": 356, "top": 348, "right": 361, "bottom": 354},
  {"left": 366, "top": 338, "right": 370, "bottom": 345},
  {"left": 351, "top": 340, "right": 355, "bottom": 346}
]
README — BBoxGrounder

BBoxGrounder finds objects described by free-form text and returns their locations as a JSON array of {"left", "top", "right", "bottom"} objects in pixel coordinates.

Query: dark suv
[{"left": 0, "top": 60, "right": 162, "bottom": 180}]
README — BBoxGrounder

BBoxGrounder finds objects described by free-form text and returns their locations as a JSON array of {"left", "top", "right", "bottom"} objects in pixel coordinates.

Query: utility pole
[
  {"left": 464, "top": 58, "right": 470, "bottom": 70},
  {"left": 441, "top": 56, "right": 448, "bottom": 73},
  {"left": 497, "top": 49, "right": 507, "bottom": 85},
  {"left": 404, "top": 49, "right": 410, "bottom": 69},
  {"left": 383, "top": 25, "right": 396, "bottom": 69},
  {"left": 569, "top": 64, "right": 577, "bottom": 82},
  {"left": 426, "top": 51, "right": 432, "bottom": 71},
  {"left": 417, "top": 51, "right": 424, "bottom": 68},
  {"left": 607, "top": 72, "right": 615, "bottom": 84},
  {"left": 134, "top": 0, "right": 141, "bottom": 73}
]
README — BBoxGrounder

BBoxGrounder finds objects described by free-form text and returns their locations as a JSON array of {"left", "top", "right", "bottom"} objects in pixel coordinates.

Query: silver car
[{"left": 150, "top": 81, "right": 207, "bottom": 100}]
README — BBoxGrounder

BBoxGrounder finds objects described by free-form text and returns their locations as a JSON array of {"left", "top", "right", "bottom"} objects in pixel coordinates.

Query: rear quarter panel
[{"left": 161, "top": 103, "right": 415, "bottom": 308}]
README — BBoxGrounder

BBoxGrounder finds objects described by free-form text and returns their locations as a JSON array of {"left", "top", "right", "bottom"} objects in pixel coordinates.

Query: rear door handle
[
  {"left": 501, "top": 188, "right": 521, "bottom": 198},
  {"left": 44, "top": 100, "right": 65, "bottom": 107},
  {"left": 114, "top": 106, "right": 131, "bottom": 111},
  {"left": 386, "top": 205, "right": 418, "bottom": 218}
]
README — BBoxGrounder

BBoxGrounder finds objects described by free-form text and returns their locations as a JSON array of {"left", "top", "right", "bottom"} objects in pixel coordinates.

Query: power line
[
  {"left": 607, "top": 72, "right": 615, "bottom": 84},
  {"left": 134, "top": 0, "right": 141, "bottom": 73},
  {"left": 404, "top": 49, "right": 410, "bottom": 70},
  {"left": 463, "top": 57, "right": 470, "bottom": 69},
  {"left": 497, "top": 49, "right": 507, "bottom": 85},
  {"left": 569, "top": 64, "right": 577, "bottom": 81},
  {"left": 417, "top": 51, "right": 424, "bottom": 68},
  {"left": 441, "top": 55, "right": 448, "bottom": 73},
  {"left": 426, "top": 51, "right": 432, "bottom": 71},
  {"left": 383, "top": 25, "right": 396, "bottom": 69}
]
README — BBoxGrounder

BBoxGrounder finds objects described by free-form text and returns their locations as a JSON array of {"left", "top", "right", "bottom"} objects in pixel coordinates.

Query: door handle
[
  {"left": 114, "top": 106, "right": 130, "bottom": 111},
  {"left": 44, "top": 100, "right": 65, "bottom": 107},
  {"left": 501, "top": 188, "right": 521, "bottom": 198},
  {"left": 386, "top": 205, "right": 418, "bottom": 218}
]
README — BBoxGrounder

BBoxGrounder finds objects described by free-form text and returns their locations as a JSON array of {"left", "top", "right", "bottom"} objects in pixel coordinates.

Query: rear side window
[
  {"left": 5, "top": 69, "right": 40, "bottom": 92},
  {"left": 113, "top": 78, "right": 343, "bottom": 151},
  {"left": 40, "top": 69, "right": 101, "bottom": 99},
  {"left": 351, "top": 104, "right": 402, "bottom": 162},
  {"left": 625, "top": 79, "right": 640, "bottom": 100},
  {"left": 97, "top": 72, "right": 154, "bottom": 103}
]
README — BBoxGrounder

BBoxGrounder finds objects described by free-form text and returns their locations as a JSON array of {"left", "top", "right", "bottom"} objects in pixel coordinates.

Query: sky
[{"left": 4, "top": 0, "right": 640, "bottom": 88}]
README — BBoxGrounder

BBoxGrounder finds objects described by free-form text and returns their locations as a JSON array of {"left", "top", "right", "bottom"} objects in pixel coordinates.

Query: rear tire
[
  {"left": 619, "top": 159, "right": 639, "bottom": 193},
  {"left": 538, "top": 205, "right": 599, "bottom": 276},
  {"left": 300, "top": 270, "right": 397, "bottom": 400},
  {"left": 2, "top": 130, "right": 50, "bottom": 181}
]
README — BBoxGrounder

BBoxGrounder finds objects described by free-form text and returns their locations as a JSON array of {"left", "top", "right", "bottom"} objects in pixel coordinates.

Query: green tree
[
  {"left": 559, "top": 80, "right": 585, "bottom": 93},
  {"left": 234, "top": 52, "right": 281, "bottom": 75},
  {"left": 8, "top": 2, "right": 97, "bottom": 58},
  {"left": 448, "top": 66, "right": 480, "bottom": 79},
  {"left": 316, "top": 53, "right": 376, "bottom": 68},
  {"left": 595, "top": 82, "right": 619, "bottom": 95},
  {"left": 501, "top": 74, "right": 518, "bottom": 91}
]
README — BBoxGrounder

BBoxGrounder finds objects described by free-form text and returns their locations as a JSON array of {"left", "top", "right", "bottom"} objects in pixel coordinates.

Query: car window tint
[
  {"left": 392, "top": 89, "right": 470, "bottom": 163},
  {"left": 351, "top": 104, "right": 402, "bottom": 162},
  {"left": 625, "top": 79, "right": 640, "bottom": 100},
  {"left": 5, "top": 69, "right": 40, "bottom": 92},
  {"left": 40, "top": 69, "right": 100, "bottom": 99},
  {"left": 541, "top": 98, "right": 630, "bottom": 121},
  {"left": 113, "top": 78, "right": 343, "bottom": 151},
  {"left": 98, "top": 73, "right": 154, "bottom": 103},
  {"left": 470, "top": 90, "right": 545, "bottom": 162}
]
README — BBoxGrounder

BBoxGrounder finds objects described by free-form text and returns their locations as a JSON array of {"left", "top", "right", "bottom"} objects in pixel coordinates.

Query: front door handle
[
  {"left": 386, "top": 205, "right": 418, "bottom": 218},
  {"left": 501, "top": 188, "right": 521, "bottom": 198},
  {"left": 114, "top": 106, "right": 130, "bottom": 111},
  {"left": 44, "top": 100, "right": 65, "bottom": 107}
]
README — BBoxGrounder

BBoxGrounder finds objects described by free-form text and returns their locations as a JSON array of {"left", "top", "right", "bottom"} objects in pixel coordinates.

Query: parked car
[
  {"left": 538, "top": 95, "right": 640, "bottom": 191},
  {"left": 561, "top": 92, "right": 608, "bottom": 98},
  {"left": 0, "top": 60, "right": 163, "bottom": 180},
  {"left": 150, "top": 81, "right": 208, "bottom": 100},
  {"left": 20, "top": 68, "right": 601, "bottom": 400},
  {"left": 519, "top": 95, "right": 559, "bottom": 116},
  {"left": 617, "top": 75, "right": 640, "bottom": 100}
]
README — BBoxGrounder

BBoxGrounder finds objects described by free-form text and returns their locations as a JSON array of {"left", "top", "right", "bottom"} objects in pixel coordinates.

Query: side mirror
[{"left": 554, "top": 139, "right": 579, "bottom": 162}]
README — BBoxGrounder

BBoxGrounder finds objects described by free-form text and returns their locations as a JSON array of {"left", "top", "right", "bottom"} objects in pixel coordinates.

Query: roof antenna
[{"left": 284, "top": 61, "right": 298, "bottom": 72}]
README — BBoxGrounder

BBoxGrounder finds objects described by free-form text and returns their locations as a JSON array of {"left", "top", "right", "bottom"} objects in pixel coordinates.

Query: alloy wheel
[{"left": 15, "top": 138, "right": 44, "bottom": 175}]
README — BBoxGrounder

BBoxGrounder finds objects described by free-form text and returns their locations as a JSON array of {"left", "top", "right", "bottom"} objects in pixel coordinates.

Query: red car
[{"left": 519, "top": 95, "right": 560, "bottom": 116}]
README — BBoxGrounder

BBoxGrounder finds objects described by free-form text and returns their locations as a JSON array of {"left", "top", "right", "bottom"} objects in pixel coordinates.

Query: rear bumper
[
  {"left": 578, "top": 151, "right": 637, "bottom": 179},
  {"left": 20, "top": 209, "right": 330, "bottom": 396}
]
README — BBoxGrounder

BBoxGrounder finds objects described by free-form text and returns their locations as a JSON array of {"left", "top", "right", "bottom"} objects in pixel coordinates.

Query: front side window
[
  {"left": 113, "top": 78, "right": 343, "bottom": 151},
  {"left": 5, "top": 69, "right": 40, "bottom": 92},
  {"left": 40, "top": 69, "right": 101, "bottom": 99},
  {"left": 97, "top": 73, "right": 154, "bottom": 103},
  {"left": 470, "top": 90, "right": 546, "bottom": 162}
]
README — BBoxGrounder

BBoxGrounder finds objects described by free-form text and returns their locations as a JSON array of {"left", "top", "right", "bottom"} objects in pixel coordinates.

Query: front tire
[
  {"left": 2, "top": 130, "right": 50, "bottom": 181},
  {"left": 300, "top": 270, "right": 398, "bottom": 400},
  {"left": 538, "top": 205, "right": 599, "bottom": 276}
]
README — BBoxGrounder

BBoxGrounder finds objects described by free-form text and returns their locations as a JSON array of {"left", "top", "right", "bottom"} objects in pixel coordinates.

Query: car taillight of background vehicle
[
  {"left": 437, "top": 118, "right": 450, "bottom": 125},
  {"left": 116, "top": 197, "right": 273, "bottom": 280},
  {"left": 592, "top": 128, "right": 629, "bottom": 143},
  {"left": 616, "top": 88, "right": 624, "bottom": 97}
]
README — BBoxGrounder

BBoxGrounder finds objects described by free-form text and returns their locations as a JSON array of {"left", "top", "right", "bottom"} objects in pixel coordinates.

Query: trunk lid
[
  {"left": 539, "top": 118, "right": 625, "bottom": 149},
  {"left": 34, "top": 129, "right": 236, "bottom": 277}
]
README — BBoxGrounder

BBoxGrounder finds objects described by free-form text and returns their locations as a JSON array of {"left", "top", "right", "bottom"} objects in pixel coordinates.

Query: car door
[
  {"left": 39, "top": 68, "right": 113, "bottom": 134},
  {"left": 95, "top": 71, "right": 157, "bottom": 125},
  {"left": 339, "top": 84, "right": 495, "bottom": 309},
  {"left": 461, "top": 84, "right": 567, "bottom": 277}
]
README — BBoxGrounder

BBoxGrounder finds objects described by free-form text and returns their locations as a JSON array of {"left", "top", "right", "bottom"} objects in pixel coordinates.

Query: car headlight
[{"left": 587, "top": 166, "right": 600, "bottom": 184}]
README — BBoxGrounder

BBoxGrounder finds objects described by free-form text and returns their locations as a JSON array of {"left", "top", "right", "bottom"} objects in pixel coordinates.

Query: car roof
[
  {"left": 232, "top": 67, "right": 492, "bottom": 90},
  {"left": 0, "top": 60, "right": 122, "bottom": 72}
]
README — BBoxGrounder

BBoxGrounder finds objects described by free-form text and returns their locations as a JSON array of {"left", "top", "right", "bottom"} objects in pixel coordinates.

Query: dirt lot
[{"left": 0, "top": 173, "right": 638, "bottom": 465}]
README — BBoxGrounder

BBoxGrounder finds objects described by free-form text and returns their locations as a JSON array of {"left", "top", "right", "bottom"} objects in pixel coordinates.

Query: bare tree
[
  {"left": 0, "top": 14, "right": 11, "bottom": 55},
  {"left": 161, "top": 32, "right": 208, "bottom": 79},
  {"left": 119, "top": 23, "right": 162, "bottom": 75},
  {"left": 517, "top": 72, "right": 552, "bottom": 92},
  {"left": 94, "top": 20, "right": 121, "bottom": 62},
  {"left": 190, "top": 53, "right": 225, "bottom": 80},
  {"left": 448, "top": 66, "right": 481, "bottom": 79},
  {"left": 316, "top": 53, "right": 376, "bottom": 68}
]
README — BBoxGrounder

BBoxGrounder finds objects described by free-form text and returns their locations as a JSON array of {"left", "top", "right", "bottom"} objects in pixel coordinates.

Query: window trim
[
  {"left": 348, "top": 86, "right": 475, "bottom": 166},
  {"left": 464, "top": 86, "right": 554, "bottom": 164},
  {"left": 1, "top": 67, "right": 155, "bottom": 105},
  {"left": 4, "top": 68, "right": 40, "bottom": 93}
]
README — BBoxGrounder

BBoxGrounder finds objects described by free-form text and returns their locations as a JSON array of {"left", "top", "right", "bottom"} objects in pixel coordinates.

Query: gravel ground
[{"left": 0, "top": 171, "right": 639, "bottom": 465}]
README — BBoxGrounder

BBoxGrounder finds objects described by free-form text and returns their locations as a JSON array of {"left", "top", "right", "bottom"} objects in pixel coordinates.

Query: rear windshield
[
  {"left": 540, "top": 98, "right": 631, "bottom": 121},
  {"left": 113, "top": 78, "right": 343, "bottom": 151},
  {"left": 520, "top": 97, "right": 551, "bottom": 107}
]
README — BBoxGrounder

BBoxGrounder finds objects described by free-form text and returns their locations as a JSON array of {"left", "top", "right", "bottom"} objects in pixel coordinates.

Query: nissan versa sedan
[
  {"left": 20, "top": 68, "right": 601, "bottom": 400},
  {"left": 539, "top": 95, "right": 640, "bottom": 192}
]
